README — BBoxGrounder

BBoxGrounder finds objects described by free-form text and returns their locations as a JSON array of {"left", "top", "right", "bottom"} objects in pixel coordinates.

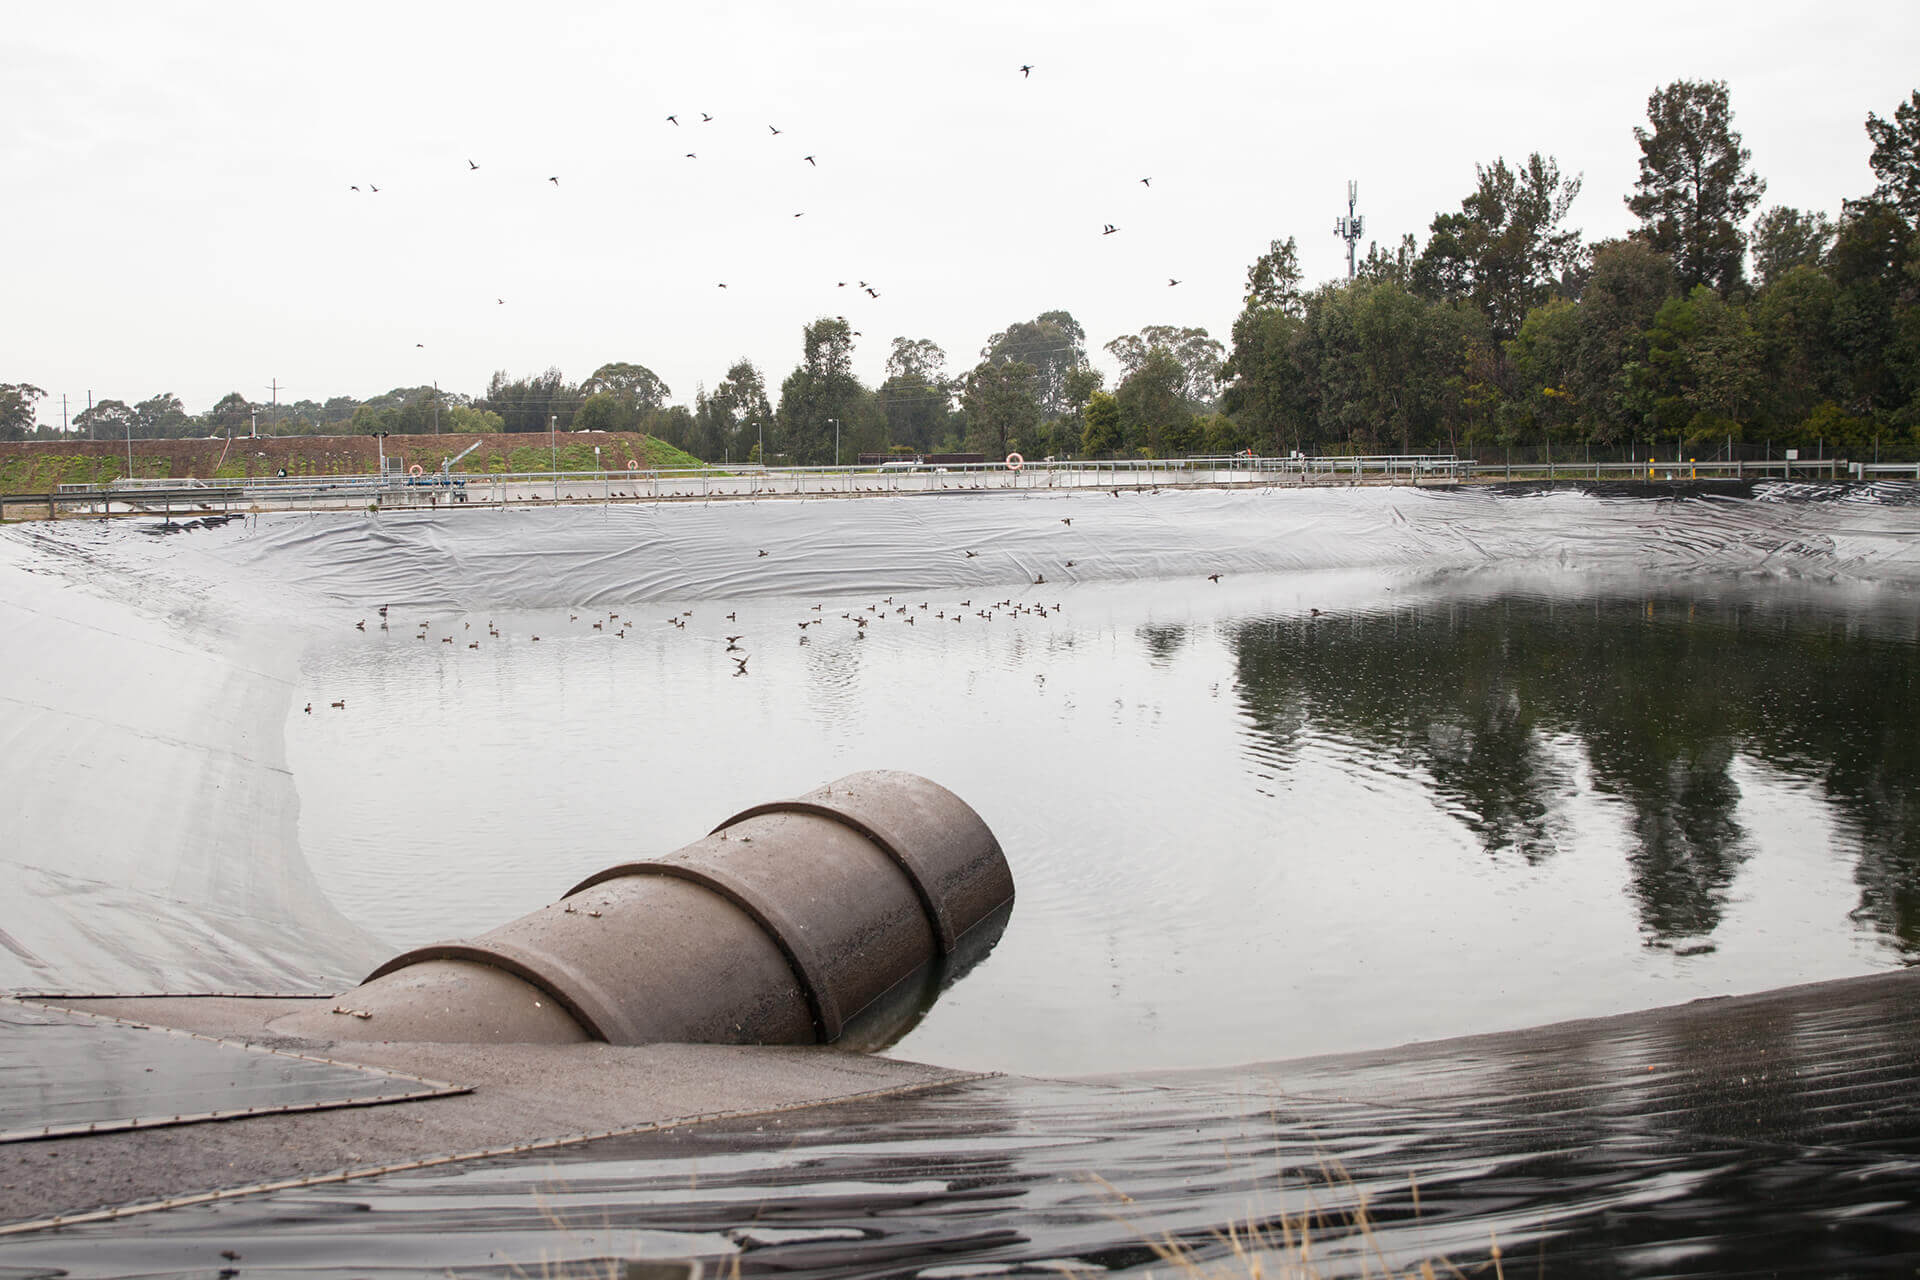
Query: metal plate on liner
[{"left": 0, "top": 1001, "right": 467, "bottom": 1142}]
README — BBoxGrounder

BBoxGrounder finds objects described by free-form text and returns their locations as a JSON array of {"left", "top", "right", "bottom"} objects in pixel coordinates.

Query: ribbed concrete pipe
[{"left": 272, "top": 771, "right": 1014, "bottom": 1048}]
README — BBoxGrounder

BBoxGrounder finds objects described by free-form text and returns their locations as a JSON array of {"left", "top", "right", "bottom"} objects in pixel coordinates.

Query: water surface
[{"left": 287, "top": 568, "right": 1920, "bottom": 1075}]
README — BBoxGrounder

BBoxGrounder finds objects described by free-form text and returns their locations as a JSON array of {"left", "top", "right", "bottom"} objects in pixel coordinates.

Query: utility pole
[
  {"left": 61, "top": 393, "right": 68, "bottom": 435},
  {"left": 1334, "top": 181, "right": 1365, "bottom": 281},
  {"left": 268, "top": 378, "right": 280, "bottom": 435}
]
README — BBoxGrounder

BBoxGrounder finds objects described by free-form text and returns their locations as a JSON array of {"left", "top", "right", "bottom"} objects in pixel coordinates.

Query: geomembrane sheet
[{"left": 0, "top": 1001, "right": 464, "bottom": 1142}]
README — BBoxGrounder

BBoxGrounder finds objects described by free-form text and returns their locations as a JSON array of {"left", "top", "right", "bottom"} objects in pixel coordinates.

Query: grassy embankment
[{"left": 0, "top": 433, "right": 705, "bottom": 495}]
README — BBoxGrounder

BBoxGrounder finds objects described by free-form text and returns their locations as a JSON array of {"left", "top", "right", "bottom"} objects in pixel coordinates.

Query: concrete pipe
[{"left": 272, "top": 771, "right": 1013, "bottom": 1049}]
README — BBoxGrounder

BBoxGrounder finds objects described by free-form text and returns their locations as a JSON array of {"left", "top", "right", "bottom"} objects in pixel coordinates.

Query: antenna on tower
[{"left": 1334, "top": 180, "right": 1364, "bottom": 281}]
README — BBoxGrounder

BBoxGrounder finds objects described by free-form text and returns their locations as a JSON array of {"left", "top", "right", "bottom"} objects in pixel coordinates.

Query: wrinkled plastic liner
[
  {"left": 7, "top": 972, "right": 1919, "bottom": 1276},
  {"left": 0, "top": 1002, "right": 462, "bottom": 1141}
]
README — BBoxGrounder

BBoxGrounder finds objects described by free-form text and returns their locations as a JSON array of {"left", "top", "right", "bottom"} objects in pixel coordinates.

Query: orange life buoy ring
[
  {"left": 627, "top": 459, "right": 640, "bottom": 470},
  {"left": 408, "top": 464, "right": 424, "bottom": 478},
  {"left": 1006, "top": 452, "right": 1024, "bottom": 471}
]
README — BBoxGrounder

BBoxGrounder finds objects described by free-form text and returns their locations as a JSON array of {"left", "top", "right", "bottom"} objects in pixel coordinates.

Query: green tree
[
  {"left": 1322, "top": 281, "right": 1471, "bottom": 453},
  {"left": 1751, "top": 206, "right": 1836, "bottom": 287},
  {"left": 692, "top": 360, "right": 772, "bottom": 462},
  {"left": 1114, "top": 346, "right": 1190, "bottom": 455},
  {"left": 1220, "top": 301, "right": 1312, "bottom": 454},
  {"left": 1866, "top": 89, "right": 1920, "bottom": 223},
  {"left": 573, "top": 394, "right": 624, "bottom": 434},
  {"left": 1626, "top": 79, "right": 1767, "bottom": 293},
  {"left": 1243, "top": 237, "right": 1305, "bottom": 312},
  {"left": 0, "top": 383, "right": 44, "bottom": 440},
  {"left": 580, "top": 362, "right": 670, "bottom": 433},
  {"left": 1633, "top": 288, "right": 1761, "bottom": 446},
  {"left": 207, "top": 392, "right": 255, "bottom": 437},
  {"left": 445, "top": 404, "right": 504, "bottom": 434},
  {"left": 1415, "top": 153, "right": 1584, "bottom": 342},
  {"left": 1557, "top": 238, "right": 1681, "bottom": 443},
  {"left": 483, "top": 368, "right": 577, "bottom": 433},
  {"left": 1751, "top": 265, "right": 1843, "bottom": 433},
  {"left": 73, "top": 398, "right": 135, "bottom": 442},
  {"left": 960, "top": 358, "right": 1040, "bottom": 458},
  {"left": 1104, "top": 326, "right": 1227, "bottom": 407},
  {"left": 1081, "top": 389, "right": 1123, "bottom": 456},
  {"left": 132, "top": 392, "right": 188, "bottom": 439},
  {"left": 1825, "top": 199, "right": 1917, "bottom": 418},
  {"left": 776, "top": 318, "right": 864, "bottom": 464},
  {"left": 1509, "top": 298, "right": 1586, "bottom": 442},
  {"left": 980, "top": 310, "right": 1090, "bottom": 418},
  {"left": 642, "top": 405, "right": 696, "bottom": 452},
  {"left": 878, "top": 337, "right": 952, "bottom": 453},
  {"left": 1357, "top": 234, "right": 1420, "bottom": 287}
]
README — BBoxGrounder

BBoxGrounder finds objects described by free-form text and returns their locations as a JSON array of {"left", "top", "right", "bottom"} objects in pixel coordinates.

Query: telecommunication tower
[{"left": 1334, "top": 181, "right": 1364, "bottom": 280}]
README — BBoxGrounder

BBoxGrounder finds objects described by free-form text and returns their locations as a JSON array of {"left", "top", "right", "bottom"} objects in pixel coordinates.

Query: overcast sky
[{"left": 6, "top": 1, "right": 1917, "bottom": 425}]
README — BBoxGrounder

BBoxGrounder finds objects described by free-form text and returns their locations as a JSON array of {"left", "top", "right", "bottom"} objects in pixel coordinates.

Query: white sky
[{"left": 5, "top": 0, "right": 1916, "bottom": 423}]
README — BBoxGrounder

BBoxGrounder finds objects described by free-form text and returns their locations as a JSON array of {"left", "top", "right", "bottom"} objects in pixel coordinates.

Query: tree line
[
  {"left": 1224, "top": 82, "right": 1920, "bottom": 461},
  {"left": 7, "top": 81, "right": 1915, "bottom": 463}
]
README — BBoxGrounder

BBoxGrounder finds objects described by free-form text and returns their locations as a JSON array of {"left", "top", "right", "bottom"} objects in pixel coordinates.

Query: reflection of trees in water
[
  {"left": 1226, "top": 594, "right": 1920, "bottom": 956},
  {"left": 1136, "top": 623, "right": 1188, "bottom": 668}
]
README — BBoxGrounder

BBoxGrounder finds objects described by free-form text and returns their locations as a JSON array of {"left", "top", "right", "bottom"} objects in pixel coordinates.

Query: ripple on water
[{"left": 286, "top": 572, "right": 1920, "bottom": 1074}]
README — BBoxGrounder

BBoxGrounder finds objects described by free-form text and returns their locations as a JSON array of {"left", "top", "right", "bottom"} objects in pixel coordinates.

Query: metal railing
[{"left": 14, "top": 451, "right": 1919, "bottom": 522}]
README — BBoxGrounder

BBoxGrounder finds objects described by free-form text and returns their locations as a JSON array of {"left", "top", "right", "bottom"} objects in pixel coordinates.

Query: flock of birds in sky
[{"left": 345, "top": 64, "right": 1183, "bottom": 350}]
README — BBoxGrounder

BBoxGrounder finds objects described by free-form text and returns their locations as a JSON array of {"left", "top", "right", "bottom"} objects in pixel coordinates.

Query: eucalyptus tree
[
  {"left": 692, "top": 360, "right": 773, "bottom": 462},
  {"left": 980, "top": 310, "right": 1089, "bottom": 419},
  {"left": 1105, "top": 326, "right": 1226, "bottom": 407},
  {"left": 0, "top": 382, "right": 45, "bottom": 440},
  {"left": 1113, "top": 346, "right": 1193, "bottom": 455},
  {"left": 878, "top": 337, "right": 953, "bottom": 453},
  {"left": 132, "top": 392, "right": 189, "bottom": 439},
  {"left": 959, "top": 358, "right": 1040, "bottom": 458},
  {"left": 72, "top": 398, "right": 136, "bottom": 442}
]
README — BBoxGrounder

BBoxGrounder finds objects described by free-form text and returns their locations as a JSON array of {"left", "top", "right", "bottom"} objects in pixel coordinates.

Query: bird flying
[
  {"left": 467, "top": 159, "right": 479, "bottom": 170},
  {"left": 548, "top": 176, "right": 559, "bottom": 185},
  {"left": 768, "top": 124, "right": 782, "bottom": 135},
  {"left": 804, "top": 155, "right": 816, "bottom": 166},
  {"left": 666, "top": 115, "right": 679, "bottom": 125},
  {"left": 1168, "top": 278, "right": 1182, "bottom": 286},
  {"left": 1020, "top": 64, "right": 1033, "bottom": 77},
  {"left": 1140, "top": 177, "right": 1152, "bottom": 186},
  {"left": 701, "top": 113, "right": 713, "bottom": 122},
  {"left": 1102, "top": 224, "right": 1120, "bottom": 235}
]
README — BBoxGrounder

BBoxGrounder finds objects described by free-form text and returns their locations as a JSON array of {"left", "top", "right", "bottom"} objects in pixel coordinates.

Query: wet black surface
[
  {"left": 0, "top": 1003, "right": 456, "bottom": 1142},
  {"left": 7, "top": 972, "right": 1919, "bottom": 1277}
]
